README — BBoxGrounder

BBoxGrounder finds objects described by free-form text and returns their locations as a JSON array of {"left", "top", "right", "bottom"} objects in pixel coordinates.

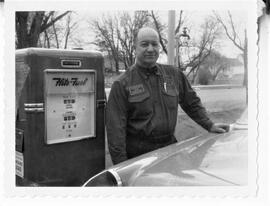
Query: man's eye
[
  {"left": 141, "top": 43, "right": 149, "bottom": 47},
  {"left": 140, "top": 42, "right": 159, "bottom": 48}
]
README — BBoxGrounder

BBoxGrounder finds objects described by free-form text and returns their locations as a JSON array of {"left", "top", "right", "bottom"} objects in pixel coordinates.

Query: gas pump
[{"left": 16, "top": 48, "right": 106, "bottom": 186}]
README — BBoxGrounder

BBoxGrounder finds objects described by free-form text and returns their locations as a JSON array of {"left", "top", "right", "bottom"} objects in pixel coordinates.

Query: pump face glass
[{"left": 44, "top": 69, "right": 96, "bottom": 144}]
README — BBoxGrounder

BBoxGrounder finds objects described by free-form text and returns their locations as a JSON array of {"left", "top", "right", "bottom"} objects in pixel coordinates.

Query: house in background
[{"left": 220, "top": 55, "right": 244, "bottom": 84}]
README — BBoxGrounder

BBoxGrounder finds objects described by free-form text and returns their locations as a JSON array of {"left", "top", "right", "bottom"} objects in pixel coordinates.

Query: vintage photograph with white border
[{"left": 2, "top": 0, "right": 268, "bottom": 202}]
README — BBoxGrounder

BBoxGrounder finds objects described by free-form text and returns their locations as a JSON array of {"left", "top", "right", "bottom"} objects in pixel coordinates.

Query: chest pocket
[
  {"left": 163, "top": 86, "right": 178, "bottom": 96},
  {"left": 162, "top": 76, "right": 179, "bottom": 109}
]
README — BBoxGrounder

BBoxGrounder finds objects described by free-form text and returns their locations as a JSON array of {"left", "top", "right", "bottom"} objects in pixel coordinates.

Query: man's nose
[{"left": 147, "top": 44, "right": 155, "bottom": 51}]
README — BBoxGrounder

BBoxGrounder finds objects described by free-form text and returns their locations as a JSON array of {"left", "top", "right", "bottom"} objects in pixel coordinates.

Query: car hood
[
  {"left": 84, "top": 110, "right": 248, "bottom": 187},
  {"left": 110, "top": 129, "right": 247, "bottom": 186}
]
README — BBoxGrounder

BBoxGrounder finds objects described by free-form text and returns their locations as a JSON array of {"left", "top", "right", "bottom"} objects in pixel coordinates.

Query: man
[{"left": 106, "top": 27, "right": 229, "bottom": 165}]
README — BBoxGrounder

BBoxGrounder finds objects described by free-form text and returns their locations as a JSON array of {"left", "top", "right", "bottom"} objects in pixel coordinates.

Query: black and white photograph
[
  {"left": 15, "top": 9, "right": 250, "bottom": 186},
  {"left": 1, "top": 0, "right": 269, "bottom": 202}
]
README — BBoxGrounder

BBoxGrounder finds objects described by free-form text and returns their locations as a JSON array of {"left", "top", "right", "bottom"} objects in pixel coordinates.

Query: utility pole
[{"left": 167, "top": 10, "right": 175, "bottom": 65}]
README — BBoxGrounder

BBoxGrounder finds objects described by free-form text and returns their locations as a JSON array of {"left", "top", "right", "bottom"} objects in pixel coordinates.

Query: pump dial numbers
[
  {"left": 63, "top": 115, "right": 76, "bottom": 121},
  {"left": 63, "top": 99, "right": 76, "bottom": 104},
  {"left": 63, "top": 95, "right": 76, "bottom": 109},
  {"left": 63, "top": 114, "right": 76, "bottom": 121},
  {"left": 62, "top": 123, "right": 77, "bottom": 130}
]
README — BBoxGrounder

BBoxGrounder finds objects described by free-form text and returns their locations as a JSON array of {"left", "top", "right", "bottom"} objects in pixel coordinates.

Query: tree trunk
[
  {"left": 192, "top": 67, "right": 199, "bottom": 84},
  {"left": 28, "top": 12, "right": 45, "bottom": 47},
  {"left": 124, "top": 59, "right": 128, "bottom": 70},
  {"left": 64, "top": 15, "right": 71, "bottom": 49},
  {"left": 44, "top": 30, "right": 50, "bottom": 48},
  {"left": 243, "top": 29, "right": 248, "bottom": 104},
  {"left": 16, "top": 12, "right": 44, "bottom": 48},
  {"left": 115, "top": 60, "right": 119, "bottom": 73},
  {"left": 16, "top": 12, "right": 30, "bottom": 49},
  {"left": 129, "top": 53, "right": 134, "bottom": 66},
  {"left": 64, "top": 28, "right": 70, "bottom": 49},
  {"left": 52, "top": 21, "right": 59, "bottom": 48},
  {"left": 16, "top": 11, "right": 70, "bottom": 49}
]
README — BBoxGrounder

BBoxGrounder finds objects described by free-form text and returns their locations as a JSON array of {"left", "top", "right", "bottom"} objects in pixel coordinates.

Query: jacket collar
[{"left": 135, "top": 63, "right": 161, "bottom": 79}]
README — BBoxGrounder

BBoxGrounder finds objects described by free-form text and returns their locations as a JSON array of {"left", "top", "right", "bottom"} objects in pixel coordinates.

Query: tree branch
[
  {"left": 150, "top": 10, "right": 167, "bottom": 54},
  {"left": 40, "top": 11, "right": 70, "bottom": 32},
  {"left": 175, "top": 10, "right": 183, "bottom": 35},
  {"left": 213, "top": 11, "right": 244, "bottom": 52}
]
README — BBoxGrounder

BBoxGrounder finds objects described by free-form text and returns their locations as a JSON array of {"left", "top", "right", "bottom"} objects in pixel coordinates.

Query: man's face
[{"left": 135, "top": 29, "right": 160, "bottom": 68}]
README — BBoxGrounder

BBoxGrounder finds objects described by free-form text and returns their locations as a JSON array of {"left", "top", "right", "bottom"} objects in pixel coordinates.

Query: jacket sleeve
[
  {"left": 106, "top": 80, "right": 128, "bottom": 164},
  {"left": 178, "top": 71, "right": 214, "bottom": 131}
]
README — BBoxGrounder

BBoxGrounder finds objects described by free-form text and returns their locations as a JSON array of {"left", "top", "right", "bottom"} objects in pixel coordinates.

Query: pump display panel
[{"left": 44, "top": 69, "right": 96, "bottom": 144}]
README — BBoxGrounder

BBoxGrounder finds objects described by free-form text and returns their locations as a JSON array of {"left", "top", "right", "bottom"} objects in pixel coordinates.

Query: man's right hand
[{"left": 209, "top": 123, "right": 230, "bottom": 133}]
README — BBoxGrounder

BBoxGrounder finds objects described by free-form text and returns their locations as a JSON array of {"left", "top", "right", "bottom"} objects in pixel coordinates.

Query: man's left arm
[{"left": 178, "top": 71, "right": 229, "bottom": 133}]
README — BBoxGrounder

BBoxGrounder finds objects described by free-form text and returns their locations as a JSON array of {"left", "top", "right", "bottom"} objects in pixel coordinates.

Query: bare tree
[
  {"left": 185, "top": 17, "right": 221, "bottom": 83},
  {"left": 52, "top": 14, "right": 60, "bottom": 48},
  {"left": 63, "top": 14, "right": 71, "bottom": 49},
  {"left": 149, "top": 11, "right": 168, "bottom": 54},
  {"left": 63, "top": 13, "right": 78, "bottom": 49},
  {"left": 150, "top": 10, "right": 186, "bottom": 55},
  {"left": 91, "top": 14, "right": 121, "bottom": 72},
  {"left": 202, "top": 50, "right": 230, "bottom": 81},
  {"left": 213, "top": 11, "right": 248, "bottom": 88},
  {"left": 43, "top": 30, "right": 51, "bottom": 48},
  {"left": 37, "top": 12, "right": 78, "bottom": 49},
  {"left": 91, "top": 11, "right": 150, "bottom": 72},
  {"left": 39, "top": 26, "right": 56, "bottom": 48},
  {"left": 117, "top": 11, "right": 149, "bottom": 69},
  {"left": 175, "top": 10, "right": 186, "bottom": 35},
  {"left": 149, "top": 11, "right": 221, "bottom": 83},
  {"left": 16, "top": 11, "right": 70, "bottom": 49}
]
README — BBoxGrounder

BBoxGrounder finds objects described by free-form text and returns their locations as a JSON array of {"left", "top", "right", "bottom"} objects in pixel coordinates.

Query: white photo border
[{"left": 3, "top": 0, "right": 261, "bottom": 198}]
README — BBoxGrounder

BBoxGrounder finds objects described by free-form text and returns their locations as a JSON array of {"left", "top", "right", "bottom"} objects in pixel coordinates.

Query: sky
[{"left": 66, "top": 10, "right": 248, "bottom": 60}]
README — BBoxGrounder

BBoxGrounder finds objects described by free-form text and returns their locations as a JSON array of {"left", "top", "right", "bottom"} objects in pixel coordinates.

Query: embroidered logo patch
[{"left": 128, "top": 84, "right": 145, "bottom": 96}]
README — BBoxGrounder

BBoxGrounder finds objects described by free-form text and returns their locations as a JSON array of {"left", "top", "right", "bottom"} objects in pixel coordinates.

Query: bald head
[
  {"left": 136, "top": 27, "right": 159, "bottom": 45},
  {"left": 135, "top": 27, "right": 160, "bottom": 68}
]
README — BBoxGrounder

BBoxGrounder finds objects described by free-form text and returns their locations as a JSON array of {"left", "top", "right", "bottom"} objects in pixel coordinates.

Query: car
[{"left": 83, "top": 109, "right": 248, "bottom": 187}]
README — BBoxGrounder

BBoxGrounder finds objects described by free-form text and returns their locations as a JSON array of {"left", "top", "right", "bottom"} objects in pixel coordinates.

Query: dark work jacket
[{"left": 106, "top": 63, "right": 213, "bottom": 164}]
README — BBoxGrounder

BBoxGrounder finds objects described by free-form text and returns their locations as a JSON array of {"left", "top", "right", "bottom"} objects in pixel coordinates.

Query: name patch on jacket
[{"left": 128, "top": 84, "right": 145, "bottom": 96}]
